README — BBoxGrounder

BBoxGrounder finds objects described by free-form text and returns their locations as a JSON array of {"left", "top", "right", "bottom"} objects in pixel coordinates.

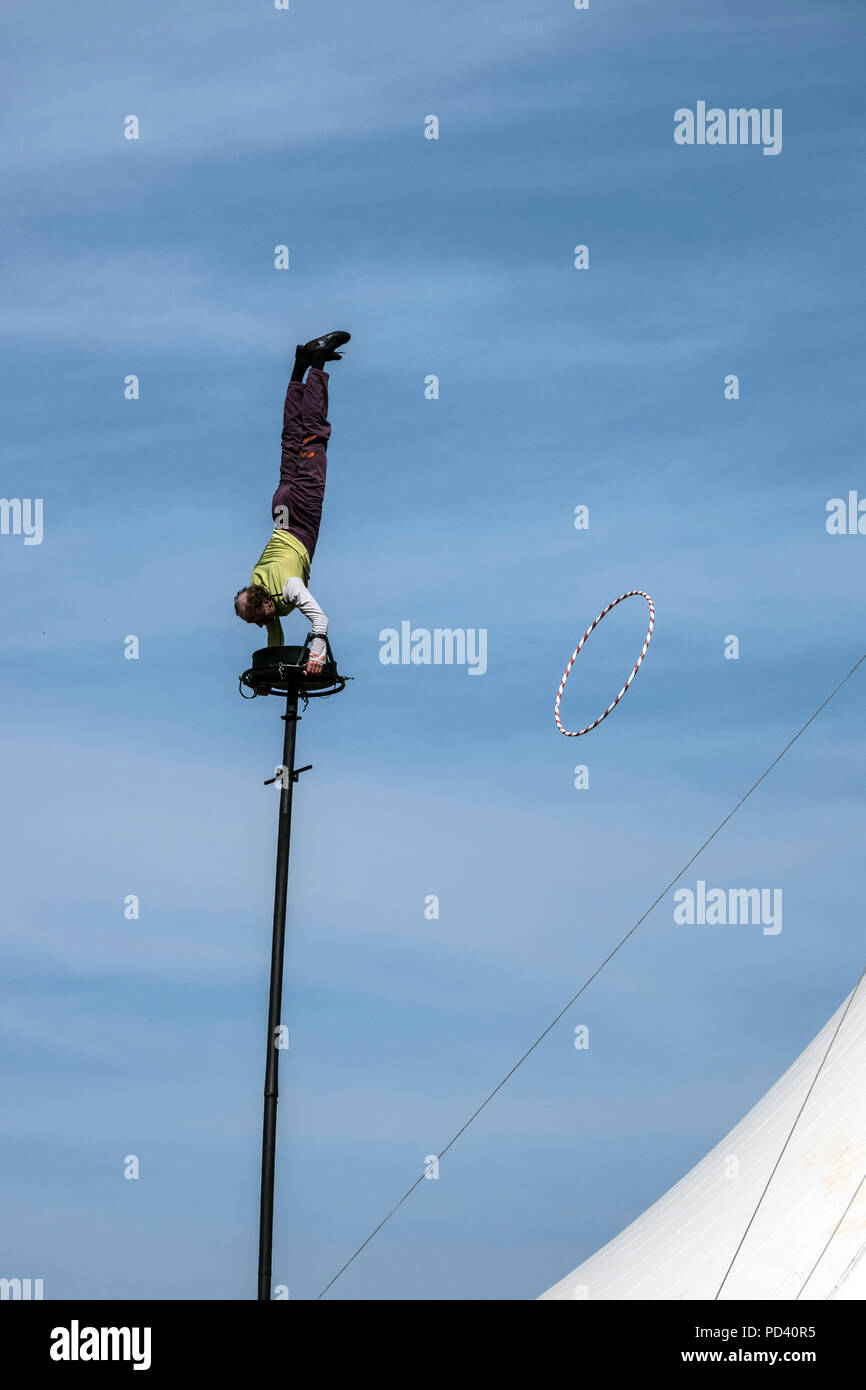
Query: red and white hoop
[{"left": 554, "top": 590, "right": 655, "bottom": 737}]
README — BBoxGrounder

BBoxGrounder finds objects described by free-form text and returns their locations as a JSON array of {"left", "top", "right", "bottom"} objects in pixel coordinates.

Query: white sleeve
[{"left": 282, "top": 576, "right": 328, "bottom": 658}]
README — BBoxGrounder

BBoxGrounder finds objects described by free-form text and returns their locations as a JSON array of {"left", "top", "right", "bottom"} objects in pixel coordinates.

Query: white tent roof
[{"left": 540, "top": 974, "right": 866, "bottom": 1300}]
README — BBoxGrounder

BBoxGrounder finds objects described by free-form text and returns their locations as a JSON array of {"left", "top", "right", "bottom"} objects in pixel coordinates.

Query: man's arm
[
  {"left": 282, "top": 576, "right": 328, "bottom": 660},
  {"left": 266, "top": 617, "right": 284, "bottom": 647}
]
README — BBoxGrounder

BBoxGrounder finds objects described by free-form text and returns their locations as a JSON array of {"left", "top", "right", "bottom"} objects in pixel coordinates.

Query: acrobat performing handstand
[{"left": 234, "top": 330, "right": 350, "bottom": 676}]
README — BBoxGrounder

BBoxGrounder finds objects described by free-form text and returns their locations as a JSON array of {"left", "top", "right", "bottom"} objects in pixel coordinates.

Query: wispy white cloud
[
  {"left": 0, "top": 236, "right": 856, "bottom": 377},
  {"left": 0, "top": 0, "right": 576, "bottom": 175}
]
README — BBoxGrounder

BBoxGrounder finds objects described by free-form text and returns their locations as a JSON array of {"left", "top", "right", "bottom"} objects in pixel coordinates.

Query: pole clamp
[{"left": 263, "top": 764, "right": 313, "bottom": 786}]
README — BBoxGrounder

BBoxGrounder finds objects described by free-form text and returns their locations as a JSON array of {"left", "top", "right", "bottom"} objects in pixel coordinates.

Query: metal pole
[{"left": 258, "top": 688, "right": 300, "bottom": 1300}]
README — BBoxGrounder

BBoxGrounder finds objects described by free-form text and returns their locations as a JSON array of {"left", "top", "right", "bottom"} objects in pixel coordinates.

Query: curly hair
[{"left": 234, "top": 583, "right": 273, "bottom": 621}]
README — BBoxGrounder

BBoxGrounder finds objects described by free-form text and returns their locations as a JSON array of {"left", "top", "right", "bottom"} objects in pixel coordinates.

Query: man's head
[{"left": 235, "top": 584, "right": 276, "bottom": 627}]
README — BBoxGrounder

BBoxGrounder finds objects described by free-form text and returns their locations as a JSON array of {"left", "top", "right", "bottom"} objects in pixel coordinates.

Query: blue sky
[{"left": 2, "top": 0, "right": 865, "bottom": 1300}]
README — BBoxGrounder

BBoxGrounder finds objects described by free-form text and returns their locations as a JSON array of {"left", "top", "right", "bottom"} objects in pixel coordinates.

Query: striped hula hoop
[{"left": 554, "top": 590, "right": 655, "bottom": 737}]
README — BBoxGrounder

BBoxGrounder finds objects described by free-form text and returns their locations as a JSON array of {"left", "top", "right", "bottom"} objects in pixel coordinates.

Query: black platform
[{"left": 239, "top": 640, "right": 347, "bottom": 698}]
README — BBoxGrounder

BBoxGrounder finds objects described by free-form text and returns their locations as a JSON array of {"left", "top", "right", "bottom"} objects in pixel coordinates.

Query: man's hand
[{"left": 304, "top": 655, "right": 325, "bottom": 676}]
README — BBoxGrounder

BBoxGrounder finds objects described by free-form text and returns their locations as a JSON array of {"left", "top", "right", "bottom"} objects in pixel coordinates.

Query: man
[{"left": 234, "top": 330, "right": 350, "bottom": 676}]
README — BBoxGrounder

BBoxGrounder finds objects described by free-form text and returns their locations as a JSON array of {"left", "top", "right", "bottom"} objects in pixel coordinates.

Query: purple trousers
[{"left": 271, "top": 366, "right": 331, "bottom": 561}]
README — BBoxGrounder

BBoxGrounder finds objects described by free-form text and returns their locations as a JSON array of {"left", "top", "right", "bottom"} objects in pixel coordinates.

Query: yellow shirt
[{"left": 251, "top": 529, "right": 312, "bottom": 647}]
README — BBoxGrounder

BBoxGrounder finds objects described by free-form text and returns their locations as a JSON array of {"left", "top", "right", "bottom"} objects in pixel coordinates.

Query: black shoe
[{"left": 304, "top": 330, "right": 351, "bottom": 366}]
